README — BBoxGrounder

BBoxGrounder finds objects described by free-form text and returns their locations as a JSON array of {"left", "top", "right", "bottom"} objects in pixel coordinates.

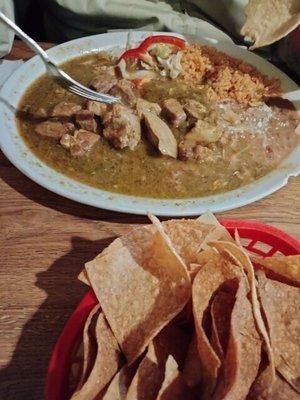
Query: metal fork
[{"left": 0, "top": 11, "right": 119, "bottom": 104}]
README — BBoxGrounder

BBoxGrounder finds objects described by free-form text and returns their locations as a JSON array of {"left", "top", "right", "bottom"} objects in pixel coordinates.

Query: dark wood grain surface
[{"left": 0, "top": 40, "right": 299, "bottom": 400}]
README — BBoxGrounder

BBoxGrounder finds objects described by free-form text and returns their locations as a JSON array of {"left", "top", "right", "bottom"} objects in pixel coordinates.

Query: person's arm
[
  {"left": 41, "top": 0, "right": 232, "bottom": 42},
  {"left": 0, "top": 0, "right": 14, "bottom": 58}
]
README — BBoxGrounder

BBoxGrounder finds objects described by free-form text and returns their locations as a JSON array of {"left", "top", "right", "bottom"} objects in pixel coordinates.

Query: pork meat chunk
[
  {"left": 35, "top": 120, "right": 74, "bottom": 139},
  {"left": 178, "top": 139, "right": 213, "bottom": 161},
  {"left": 109, "top": 79, "right": 138, "bottom": 107},
  {"left": 86, "top": 101, "right": 107, "bottom": 118},
  {"left": 162, "top": 98, "right": 186, "bottom": 127},
  {"left": 52, "top": 102, "right": 82, "bottom": 117},
  {"left": 29, "top": 107, "right": 48, "bottom": 119},
  {"left": 136, "top": 98, "right": 161, "bottom": 118},
  {"left": 144, "top": 111, "right": 177, "bottom": 158},
  {"left": 75, "top": 110, "right": 97, "bottom": 132},
  {"left": 183, "top": 99, "right": 207, "bottom": 120},
  {"left": 178, "top": 120, "right": 222, "bottom": 161},
  {"left": 60, "top": 129, "right": 100, "bottom": 156},
  {"left": 186, "top": 120, "right": 222, "bottom": 144},
  {"left": 103, "top": 104, "right": 141, "bottom": 150},
  {"left": 178, "top": 125, "right": 219, "bottom": 162},
  {"left": 90, "top": 70, "right": 117, "bottom": 93}
]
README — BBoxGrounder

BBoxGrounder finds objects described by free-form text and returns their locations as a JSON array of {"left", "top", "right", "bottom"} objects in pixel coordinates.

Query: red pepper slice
[
  {"left": 118, "top": 35, "right": 186, "bottom": 63},
  {"left": 118, "top": 48, "right": 143, "bottom": 62},
  {"left": 138, "top": 35, "right": 186, "bottom": 52}
]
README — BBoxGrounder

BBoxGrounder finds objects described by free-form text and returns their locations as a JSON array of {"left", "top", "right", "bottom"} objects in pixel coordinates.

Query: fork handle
[{"left": 0, "top": 11, "right": 50, "bottom": 63}]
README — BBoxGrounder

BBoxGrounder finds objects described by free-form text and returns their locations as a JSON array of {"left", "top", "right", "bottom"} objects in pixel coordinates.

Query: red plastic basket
[{"left": 46, "top": 219, "right": 300, "bottom": 400}]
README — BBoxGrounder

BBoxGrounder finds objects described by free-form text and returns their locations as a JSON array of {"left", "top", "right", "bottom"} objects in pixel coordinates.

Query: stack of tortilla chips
[{"left": 70, "top": 213, "right": 300, "bottom": 400}]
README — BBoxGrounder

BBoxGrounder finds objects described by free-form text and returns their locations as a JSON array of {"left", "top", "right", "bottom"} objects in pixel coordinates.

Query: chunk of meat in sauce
[
  {"left": 144, "top": 111, "right": 177, "bottom": 158},
  {"left": 25, "top": 106, "right": 48, "bottom": 119},
  {"left": 35, "top": 120, "right": 74, "bottom": 139},
  {"left": 87, "top": 101, "right": 107, "bottom": 118},
  {"left": 90, "top": 69, "right": 117, "bottom": 93},
  {"left": 60, "top": 133, "right": 74, "bottom": 149},
  {"left": 178, "top": 139, "right": 214, "bottom": 162},
  {"left": 178, "top": 121, "right": 221, "bottom": 161},
  {"left": 183, "top": 99, "right": 207, "bottom": 120},
  {"left": 52, "top": 101, "right": 82, "bottom": 118},
  {"left": 75, "top": 110, "right": 97, "bottom": 132},
  {"left": 103, "top": 104, "right": 141, "bottom": 150},
  {"left": 186, "top": 120, "right": 222, "bottom": 144},
  {"left": 162, "top": 98, "right": 186, "bottom": 127},
  {"left": 54, "top": 87, "right": 67, "bottom": 96},
  {"left": 109, "top": 79, "right": 138, "bottom": 107},
  {"left": 22, "top": 105, "right": 48, "bottom": 120},
  {"left": 136, "top": 98, "right": 161, "bottom": 118},
  {"left": 60, "top": 129, "right": 100, "bottom": 156}
]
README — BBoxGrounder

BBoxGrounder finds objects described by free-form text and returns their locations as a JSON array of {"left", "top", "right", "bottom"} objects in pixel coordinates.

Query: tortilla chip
[
  {"left": 79, "top": 213, "right": 226, "bottom": 284},
  {"left": 241, "top": 0, "right": 300, "bottom": 48},
  {"left": 252, "top": 254, "right": 300, "bottom": 285},
  {"left": 126, "top": 341, "right": 166, "bottom": 400},
  {"left": 153, "top": 213, "right": 234, "bottom": 267},
  {"left": 195, "top": 248, "right": 220, "bottom": 265},
  {"left": 78, "top": 238, "right": 124, "bottom": 286},
  {"left": 102, "top": 362, "right": 139, "bottom": 400},
  {"left": 182, "top": 334, "right": 203, "bottom": 390},
  {"left": 210, "top": 290, "right": 235, "bottom": 360},
  {"left": 197, "top": 211, "right": 220, "bottom": 225},
  {"left": 156, "top": 355, "right": 194, "bottom": 400},
  {"left": 119, "top": 223, "right": 156, "bottom": 261},
  {"left": 70, "top": 312, "right": 123, "bottom": 400},
  {"left": 257, "top": 271, "right": 300, "bottom": 393},
  {"left": 189, "top": 264, "right": 202, "bottom": 281},
  {"left": 267, "top": 374, "right": 300, "bottom": 399},
  {"left": 209, "top": 240, "right": 276, "bottom": 385},
  {"left": 192, "top": 258, "right": 243, "bottom": 398},
  {"left": 161, "top": 218, "right": 214, "bottom": 265},
  {"left": 249, "top": 372, "right": 300, "bottom": 400},
  {"left": 108, "top": 215, "right": 212, "bottom": 268},
  {"left": 213, "top": 278, "right": 261, "bottom": 399},
  {"left": 202, "top": 225, "right": 234, "bottom": 250},
  {"left": 126, "top": 320, "right": 191, "bottom": 400},
  {"left": 69, "top": 342, "right": 84, "bottom": 392},
  {"left": 76, "top": 304, "right": 101, "bottom": 390},
  {"left": 85, "top": 223, "right": 190, "bottom": 363},
  {"left": 80, "top": 212, "right": 232, "bottom": 285},
  {"left": 189, "top": 249, "right": 221, "bottom": 280},
  {"left": 197, "top": 211, "right": 233, "bottom": 245},
  {"left": 78, "top": 269, "right": 90, "bottom": 286}
]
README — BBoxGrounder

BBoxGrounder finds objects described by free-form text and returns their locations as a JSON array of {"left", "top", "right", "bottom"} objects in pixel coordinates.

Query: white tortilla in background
[{"left": 241, "top": 0, "right": 300, "bottom": 48}]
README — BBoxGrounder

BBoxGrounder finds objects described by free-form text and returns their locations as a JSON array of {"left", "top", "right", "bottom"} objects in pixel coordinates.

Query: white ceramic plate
[{"left": 0, "top": 31, "right": 299, "bottom": 216}]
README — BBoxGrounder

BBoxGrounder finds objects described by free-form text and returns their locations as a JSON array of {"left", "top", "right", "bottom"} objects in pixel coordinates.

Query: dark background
[{"left": 14, "top": 0, "right": 46, "bottom": 41}]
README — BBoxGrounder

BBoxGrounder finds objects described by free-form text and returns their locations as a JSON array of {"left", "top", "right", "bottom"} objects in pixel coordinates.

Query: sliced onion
[
  {"left": 117, "top": 58, "right": 131, "bottom": 79},
  {"left": 139, "top": 52, "right": 155, "bottom": 66},
  {"left": 157, "top": 51, "right": 183, "bottom": 79},
  {"left": 117, "top": 59, "right": 157, "bottom": 81}
]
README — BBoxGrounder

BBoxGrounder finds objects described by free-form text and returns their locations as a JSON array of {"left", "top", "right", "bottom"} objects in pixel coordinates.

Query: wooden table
[{"left": 0, "top": 41, "right": 299, "bottom": 399}]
